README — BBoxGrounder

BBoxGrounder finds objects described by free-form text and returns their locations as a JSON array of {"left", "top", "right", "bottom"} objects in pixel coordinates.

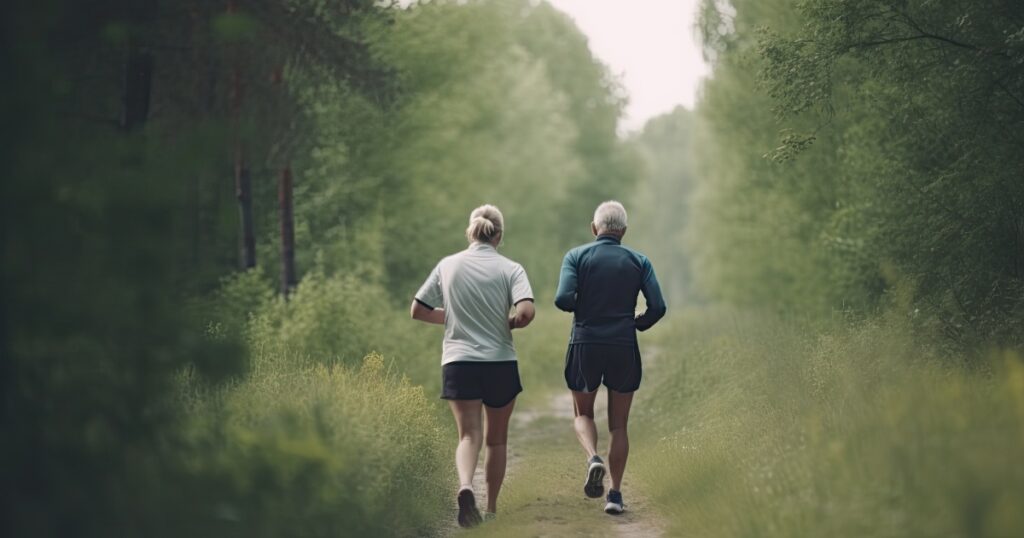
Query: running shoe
[
  {"left": 604, "top": 489, "right": 624, "bottom": 514},
  {"left": 457, "top": 488, "right": 482, "bottom": 528},
  {"left": 583, "top": 455, "right": 607, "bottom": 498},
  {"left": 482, "top": 512, "right": 497, "bottom": 523}
]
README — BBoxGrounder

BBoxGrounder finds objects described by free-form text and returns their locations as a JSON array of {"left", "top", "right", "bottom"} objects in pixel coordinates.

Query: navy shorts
[
  {"left": 564, "top": 343, "right": 642, "bottom": 393},
  {"left": 441, "top": 361, "right": 522, "bottom": 408}
]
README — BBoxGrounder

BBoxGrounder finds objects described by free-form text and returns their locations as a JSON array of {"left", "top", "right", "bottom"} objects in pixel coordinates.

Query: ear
[
  {"left": 591, "top": 222, "right": 598, "bottom": 236},
  {"left": 620, "top": 226, "right": 627, "bottom": 238}
]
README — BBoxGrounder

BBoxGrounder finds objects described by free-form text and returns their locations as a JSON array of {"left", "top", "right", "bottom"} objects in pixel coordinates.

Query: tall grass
[
  {"left": 174, "top": 271, "right": 461, "bottom": 536},
  {"left": 177, "top": 352, "right": 451, "bottom": 537},
  {"left": 174, "top": 270, "right": 581, "bottom": 536},
  {"left": 634, "top": 310, "right": 1024, "bottom": 537}
]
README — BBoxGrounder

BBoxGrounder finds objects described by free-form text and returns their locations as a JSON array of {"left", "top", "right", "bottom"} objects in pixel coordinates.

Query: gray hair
[
  {"left": 465, "top": 204, "right": 504, "bottom": 244},
  {"left": 593, "top": 201, "right": 627, "bottom": 233}
]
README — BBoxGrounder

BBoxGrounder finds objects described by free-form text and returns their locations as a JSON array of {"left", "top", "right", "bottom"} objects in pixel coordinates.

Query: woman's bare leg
[
  {"left": 607, "top": 389, "right": 634, "bottom": 491},
  {"left": 483, "top": 398, "right": 516, "bottom": 513},
  {"left": 449, "top": 399, "right": 483, "bottom": 491}
]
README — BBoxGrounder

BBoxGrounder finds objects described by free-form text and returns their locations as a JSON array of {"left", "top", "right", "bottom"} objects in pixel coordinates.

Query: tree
[{"left": 692, "top": 0, "right": 1024, "bottom": 345}]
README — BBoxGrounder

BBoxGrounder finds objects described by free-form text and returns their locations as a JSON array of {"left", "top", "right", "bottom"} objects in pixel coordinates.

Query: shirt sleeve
[
  {"left": 510, "top": 264, "right": 534, "bottom": 305},
  {"left": 635, "top": 257, "right": 667, "bottom": 331},
  {"left": 554, "top": 250, "right": 578, "bottom": 312},
  {"left": 414, "top": 262, "right": 444, "bottom": 309}
]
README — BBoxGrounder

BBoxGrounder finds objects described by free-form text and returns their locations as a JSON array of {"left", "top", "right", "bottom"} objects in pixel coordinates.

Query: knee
[
  {"left": 486, "top": 429, "right": 508, "bottom": 447},
  {"left": 608, "top": 424, "right": 628, "bottom": 436},
  {"left": 575, "top": 410, "right": 595, "bottom": 420},
  {"left": 461, "top": 429, "right": 483, "bottom": 444}
]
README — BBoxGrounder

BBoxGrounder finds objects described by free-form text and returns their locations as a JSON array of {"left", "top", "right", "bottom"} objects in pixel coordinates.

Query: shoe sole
[
  {"left": 457, "top": 489, "right": 482, "bottom": 528},
  {"left": 604, "top": 502, "right": 624, "bottom": 515},
  {"left": 584, "top": 462, "right": 606, "bottom": 498}
]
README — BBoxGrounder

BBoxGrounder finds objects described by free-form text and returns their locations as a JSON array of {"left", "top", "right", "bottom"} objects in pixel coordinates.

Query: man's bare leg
[
  {"left": 607, "top": 389, "right": 634, "bottom": 492},
  {"left": 571, "top": 390, "right": 599, "bottom": 458},
  {"left": 573, "top": 389, "right": 607, "bottom": 498}
]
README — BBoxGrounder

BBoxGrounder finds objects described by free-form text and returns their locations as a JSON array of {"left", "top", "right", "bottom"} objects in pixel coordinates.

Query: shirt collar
[
  {"left": 469, "top": 241, "right": 497, "bottom": 251},
  {"left": 596, "top": 234, "right": 622, "bottom": 245}
]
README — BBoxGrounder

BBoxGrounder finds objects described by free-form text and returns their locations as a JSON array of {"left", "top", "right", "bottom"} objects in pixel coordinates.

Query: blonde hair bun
[{"left": 466, "top": 204, "right": 504, "bottom": 244}]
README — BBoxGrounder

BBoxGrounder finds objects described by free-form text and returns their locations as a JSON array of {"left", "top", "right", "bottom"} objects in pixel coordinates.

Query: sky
[{"left": 546, "top": 0, "right": 709, "bottom": 133}]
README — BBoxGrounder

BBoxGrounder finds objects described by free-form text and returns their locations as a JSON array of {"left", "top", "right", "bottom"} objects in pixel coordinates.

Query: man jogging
[{"left": 554, "top": 200, "right": 666, "bottom": 515}]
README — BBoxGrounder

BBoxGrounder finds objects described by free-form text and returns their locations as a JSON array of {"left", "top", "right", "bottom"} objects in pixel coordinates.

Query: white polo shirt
[{"left": 415, "top": 242, "right": 534, "bottom": 365}]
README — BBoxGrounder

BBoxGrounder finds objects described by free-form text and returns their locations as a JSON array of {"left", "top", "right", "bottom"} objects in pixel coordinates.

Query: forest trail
[{"left": 438, "top": 365, "right": 667, "bottom": 537}]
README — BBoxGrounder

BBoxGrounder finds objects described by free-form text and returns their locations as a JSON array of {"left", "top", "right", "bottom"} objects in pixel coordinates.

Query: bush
[
  {"left": 173, "top": 271, "right": 457, "bottom": 537},
  {"left": 178, "top": 353, "right": 451, "bottom": 537},
  {"left": 201, "top": 269, "right": 441, "bottom": 391},
  {"left": 635, "top": 310, "right": 1024, "bottom": 538}
]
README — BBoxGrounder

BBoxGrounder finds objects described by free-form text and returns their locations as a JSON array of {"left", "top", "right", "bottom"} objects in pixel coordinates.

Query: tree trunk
[
  {"left": 235, "top": 157, "right": 256, "bottom": 269},
  {"left": 231, "top": 60, "right": 257, "bottom": 269},
  {"left": 227, "top": 0, "right": 256, "bottom": 270},
  {"left": 279, "top": 165, "right": 297, "bottom": 296}
]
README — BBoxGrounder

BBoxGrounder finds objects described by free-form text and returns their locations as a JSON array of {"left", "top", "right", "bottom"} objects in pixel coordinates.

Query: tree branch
[{"left": 995, "top": 80, "right": 1024, "bottom": 111}]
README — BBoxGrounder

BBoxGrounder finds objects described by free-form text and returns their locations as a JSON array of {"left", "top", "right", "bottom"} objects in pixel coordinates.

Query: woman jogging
[{"left": 410, "top": 204, "right": 536, "bottom": 528}]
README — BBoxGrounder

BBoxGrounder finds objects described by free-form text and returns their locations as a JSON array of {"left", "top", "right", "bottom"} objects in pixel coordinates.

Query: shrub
[
  {"left": 179, "top": 353, "right": 451, "bottom": 537},
  {"left": 209, "top": 270, "right": 439, "bottom": 391},
  {"left": 635, "top": 310, "right": 1024, "bottom": 538}
]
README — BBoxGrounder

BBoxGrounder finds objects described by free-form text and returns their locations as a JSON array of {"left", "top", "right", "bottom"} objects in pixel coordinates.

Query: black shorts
[
  {"left": 441, "top": 361, "right": 522, "bottom": 408},
  {"left": 564, "top": 343, "right": 642, "bottom": 393}
]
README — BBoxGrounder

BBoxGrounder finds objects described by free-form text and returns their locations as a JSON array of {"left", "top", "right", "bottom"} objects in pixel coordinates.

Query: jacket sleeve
[
  {"left": 553, "top": 250, "right": 578, "bottom": 312},
  {"left": 635, "top": 258, "right": 666, "bottom": 331}
]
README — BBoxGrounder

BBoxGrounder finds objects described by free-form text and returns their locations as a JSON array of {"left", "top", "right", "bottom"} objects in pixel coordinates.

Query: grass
[
  {"left": 196, "top": 270, "right": 1024, "bottom": 537},
  {"left": 460, "top": 413, "right": 613, "bottom": 538},
  {"left": 632, "top": 308, "right": 1024, "bottom": 538},
  {"left": 455, "top": 393, "right": 665, "bottom": 538},
  {"left": 178, "top": 352, "right": 452, "bottom": 537},
  {"left": 180, "top": 272, "right": 584, "bottom": 537}
]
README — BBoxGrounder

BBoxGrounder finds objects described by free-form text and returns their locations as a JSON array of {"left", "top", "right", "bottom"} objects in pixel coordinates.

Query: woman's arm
[
  {"left": 410, "top": 299, "right": 445, "bottom": 325},
  {"left": 508, "top": 299, "right": 536, "bottom": 330}
]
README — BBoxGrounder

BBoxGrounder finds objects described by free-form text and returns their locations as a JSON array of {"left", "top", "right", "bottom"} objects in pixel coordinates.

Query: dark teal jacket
[{"left": 554, "top": 234, "right": 666, "bottom": 345}]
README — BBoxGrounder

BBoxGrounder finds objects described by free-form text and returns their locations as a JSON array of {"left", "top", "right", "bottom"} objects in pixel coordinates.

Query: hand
[{"left": 508, "top": 316, "right": 517, "bottom": 330}]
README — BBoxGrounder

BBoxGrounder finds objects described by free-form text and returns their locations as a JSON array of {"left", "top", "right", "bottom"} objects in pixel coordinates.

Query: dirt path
[{"left": 436, "top": 379, "right": 667, "bottom": 537}]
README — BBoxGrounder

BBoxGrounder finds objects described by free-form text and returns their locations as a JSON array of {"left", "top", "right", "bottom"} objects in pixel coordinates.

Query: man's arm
[
  {"left": 635, "top": 259, "right": 666, "bottom": 331},
  {"left": 554, "top": 251, "right": 578, "bottom": 312},
  {"left": 410, "top": 299, "right": 445, "bottom": 325}
]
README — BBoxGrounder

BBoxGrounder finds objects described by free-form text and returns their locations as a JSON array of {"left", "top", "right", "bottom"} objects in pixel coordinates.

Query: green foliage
[
  {"left": 692, "top": 0, "right": 1024, "bottom": 345},
  {"left": 211, "top": 13, "right": 261, "bottom": 42},
  {"left": 628, "top": 107, "right": 700, "bottom": 305},
  {"left": 247, "top": 271, "right": 437, "bottom": 382},
  {"left": 1, "top": 5, "right": 250, "bottom": 532},
  {"left": 288, "top": 0, "right": 632, "bottom": 300},
  {"left": 177, "top": 353, "right": 450, "bottom": 537},
  {"left": 201, "top": 269, "right": 277, "bottom": 343},
  {"left": 635, "top": 312, "right": 1024, "bottom": 537},
  {"left": 505, "top": 306, "right": 576, "bottom": 405}
]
